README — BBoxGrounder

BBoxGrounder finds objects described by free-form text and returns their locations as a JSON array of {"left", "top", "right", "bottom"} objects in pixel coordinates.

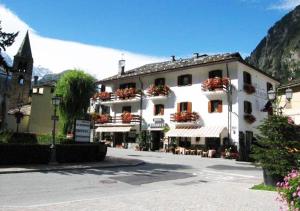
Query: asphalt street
[{"left": 0, "top": 148, "right": 280, "bottom": 211}]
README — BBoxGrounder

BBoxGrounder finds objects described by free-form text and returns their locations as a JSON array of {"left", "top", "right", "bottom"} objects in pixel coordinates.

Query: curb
[{"left": 0, "top": 159, "right": 145, "bottom": 174}]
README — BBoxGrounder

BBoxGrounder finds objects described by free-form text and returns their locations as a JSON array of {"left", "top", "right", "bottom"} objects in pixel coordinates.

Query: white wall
[{"left": 100, "top": 61, "right": 279, "bottom": 146}]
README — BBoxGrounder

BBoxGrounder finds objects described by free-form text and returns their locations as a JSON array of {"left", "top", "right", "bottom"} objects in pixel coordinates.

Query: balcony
[
  {"left": 94, "top": 88, "right": 141, "bottom": 105},
  {"left": 170, "top": 112, "right": 200, "bottom": 125},
  {"left": 146, "top": 85, "right": 170, "bottom": 102},
  {"left": 94, "top": 113, "right": 141, "bottom": 126},
  {"left": 201, "top": 77, "right": 229, "bottom": 98}
]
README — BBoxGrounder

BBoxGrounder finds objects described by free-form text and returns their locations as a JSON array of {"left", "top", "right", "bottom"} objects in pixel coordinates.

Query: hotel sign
[{"left": 75, "top": 120, "right": 91, "bottom": 142}]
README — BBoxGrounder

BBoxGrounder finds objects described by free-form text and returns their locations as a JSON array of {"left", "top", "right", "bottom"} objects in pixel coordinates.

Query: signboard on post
[{"left": 75, "top": 120, "right": 91, "bottom": 142}]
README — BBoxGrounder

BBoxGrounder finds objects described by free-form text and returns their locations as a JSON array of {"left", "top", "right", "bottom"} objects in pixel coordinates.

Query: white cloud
[
  {"left": 269, "top": 0, "right": 300, "bottom": 10},
  {"left": 0, "top": 4, "right": 166, "bottom": 79}
]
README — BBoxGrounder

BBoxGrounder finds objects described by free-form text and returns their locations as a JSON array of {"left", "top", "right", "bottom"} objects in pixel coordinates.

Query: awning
[
  {"left": 96, "top": 126, "right": 132, "bottom": 133},
  {"left": 166, "top": 126, "right": 227, "bottom": 138}
]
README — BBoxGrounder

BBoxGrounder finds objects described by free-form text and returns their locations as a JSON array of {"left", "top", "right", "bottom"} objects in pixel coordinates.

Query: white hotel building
[{"left": 92, "top": 53, "right": 279, "bottom": 159}]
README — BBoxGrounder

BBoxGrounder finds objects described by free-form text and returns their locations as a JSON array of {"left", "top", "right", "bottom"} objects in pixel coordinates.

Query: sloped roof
[
  {"left": 16, "top": 31, "right": 32, "bottom": 58},
  {"left": 8, "top": 104, "right": 31, "bottom": 116},
  {"left": 98, "top": 52, "right": 278, "bottom": 83},
  {"left": 279, "top": 78, "right": 300, "bottom": 89}
]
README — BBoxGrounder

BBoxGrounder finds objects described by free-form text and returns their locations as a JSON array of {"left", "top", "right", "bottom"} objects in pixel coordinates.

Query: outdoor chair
[
  {"left": 196, "top": 149, "right": 203, "bottom": 156},
  {"left": 190, "top": 149, "right": 196, "bottom": 155},
  {"left": 208, "top": 149, "right": 216, "bottom": 158},
  {"left": 202, "top": 151, "right": 208, "bottom": 157}
]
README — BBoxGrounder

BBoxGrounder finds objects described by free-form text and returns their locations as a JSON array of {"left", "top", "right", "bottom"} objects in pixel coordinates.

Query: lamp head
[{"left": 267, "top": 88, "right": 276, "bottom": 101}]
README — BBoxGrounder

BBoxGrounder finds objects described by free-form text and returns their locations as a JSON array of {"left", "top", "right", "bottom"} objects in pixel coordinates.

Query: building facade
[
  {"left": 279, "top": 79, "right": 300, "bottom": 124},
  {"left": 92, "top": 53, "right": 279, "bottom": 157}
]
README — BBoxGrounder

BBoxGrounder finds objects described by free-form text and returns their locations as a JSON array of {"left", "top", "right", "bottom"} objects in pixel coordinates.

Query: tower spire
[{"left": 16, "top": 31, "right": 32, "bottom": 58}]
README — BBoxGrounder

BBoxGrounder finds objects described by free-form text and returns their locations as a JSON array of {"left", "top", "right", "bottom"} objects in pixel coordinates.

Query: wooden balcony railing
[
  {"left": 170, "top": 112, "right": 200, "bottom": 122},
  {"left": 95, "top": 113, "right": 141, "bottom": 124}
]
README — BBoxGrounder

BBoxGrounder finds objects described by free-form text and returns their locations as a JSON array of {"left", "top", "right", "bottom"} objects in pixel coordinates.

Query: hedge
[
  {"left": 0, "top": 144, "right": 51, "bottom": 165},
  {"left": 56, "top": 143, "right": 107, "bottom": 163},
  {"left": 8, "top": 133, "right": 38, "bottom": 144}
]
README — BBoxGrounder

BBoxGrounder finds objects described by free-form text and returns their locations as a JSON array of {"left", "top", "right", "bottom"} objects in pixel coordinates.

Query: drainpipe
[
  {"left": 226, "top": 63, "right": 231, "bottom": 145},
  {"left": 138, "top": 77, "right": 143, "bottom": 133}
]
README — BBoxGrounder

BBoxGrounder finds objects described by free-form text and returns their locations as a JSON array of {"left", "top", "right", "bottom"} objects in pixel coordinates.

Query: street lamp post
[
  {"left": 267, "top": 87, "right": 293, "bottom": 115},
  {"left": 50, "top": 96, "right": 61, "bottom": 163}
]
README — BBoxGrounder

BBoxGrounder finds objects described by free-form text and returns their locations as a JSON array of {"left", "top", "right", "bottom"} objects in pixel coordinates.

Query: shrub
[
  {"left": 277, "top": 170, "right": 300, "bottom": 210},
  {"left": 0, "top": 144, "right": 51, "bottom": 165},
  {"left": 56, "top": 143, "right": 107, "bottom": 163},
  {"left": 8, "top": 133, "right": 37, "bottom": 144}
]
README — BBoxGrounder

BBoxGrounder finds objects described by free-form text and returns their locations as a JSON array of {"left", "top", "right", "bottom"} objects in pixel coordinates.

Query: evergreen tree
[
  {"left": 0, "top": 21, "right": 18, "bottom": 52},
  {"left": 55, "top": 70, "right": 97, "bottom": 134},
  {"left": 252, "top": 115, "right": 300, "bottom": 179}
]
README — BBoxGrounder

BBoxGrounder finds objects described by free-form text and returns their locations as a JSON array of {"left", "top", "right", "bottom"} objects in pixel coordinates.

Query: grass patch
[{"left": 251, "top": 183, "right": 277, "bottom": 192}]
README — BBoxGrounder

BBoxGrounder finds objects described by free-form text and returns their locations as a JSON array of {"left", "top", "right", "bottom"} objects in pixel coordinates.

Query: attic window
[
  {"left": 38, "top": 88, "right": 44, "bottom": 94},
  {"left": 32, "top": 88, "right": 38, "bottom": 94}
]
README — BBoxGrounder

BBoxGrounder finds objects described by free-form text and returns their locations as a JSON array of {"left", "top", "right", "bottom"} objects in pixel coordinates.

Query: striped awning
[
  {"left": 166, "top": 126, "right": 227, "bottom": 138},
  {"left": 95, "top": 126, "right": 132, "bottom": 133}
]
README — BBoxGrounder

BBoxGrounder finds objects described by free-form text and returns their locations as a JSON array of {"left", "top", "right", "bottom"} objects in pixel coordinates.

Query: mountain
[
  {"left": 246, "top": 5, "right": 300, "bottom": 82},
  {"left": 32, "top": 66, "right": 52, "bottom": 80},
  {"left": 38, "top": 70, "right": 71, "bottom": 85}
]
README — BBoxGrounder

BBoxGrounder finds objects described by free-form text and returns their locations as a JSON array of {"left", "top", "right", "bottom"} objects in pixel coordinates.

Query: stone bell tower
[{"left": 9, "top": 31, "right": 33, "bottom": 109}]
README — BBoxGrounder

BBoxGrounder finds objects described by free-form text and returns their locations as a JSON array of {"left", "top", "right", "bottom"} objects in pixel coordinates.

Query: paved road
[{"left": 0, "top": 148, "right": 280, "bottom": 211}]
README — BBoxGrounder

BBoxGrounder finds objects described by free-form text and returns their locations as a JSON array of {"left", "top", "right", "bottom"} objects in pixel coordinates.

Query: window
[
  {"left": 267, "top": 82, "right": 273, "bottom": 91},
  {"left": 180, "top": 102, "right": 188, "bottom": 112},
  {"left": 38, "top": 88, "right": 44, "bottom": 94},
  {"left": 209, "top": 70, "right": 222, "bottom": 78},
  {"left": 50, "top": 87, "right": 55, "bottom": 93},
  {"left": 244, "top": 101, "right": 252, "bottom": 114},
  {"left": 122, "top": 106, "right": 131, "bottom": 113},
  {"left": 120, "top": 83, "right": 136, "bottom": 89},
  {"left": 17, "top": 62, "right": 27, "bottom": 72},
  {"left": 208, "top": 100, "right": 222, "bottom": 113},
  {"left": 177, "top": 102, "right": 192, "bottom": 113},
  {"left": 243, "top": 72, "right": 252, "bottom": 84},
  {"left": 178, "top": 74, "right": 192, "bottom": 86},
  {"left": 154, "top": 104, "right": 164, "bottom": 116},
  {"left": 154, "top": 78, "right": 165, "bottom": 86},
  {"left": 32, "top": 88, "right": 38, "bottom": 94},
  {"left": 196, "top": 137, "right": 200, "bottom": 142},
  {"left": 18, "top": 75, "right": 24, "bottom": 86},
  {"left": 101, "top": 84, "right": 106, "bottom": 92},
  {"left": 101, "top": 105, "right": 110, "bottom": 114}
]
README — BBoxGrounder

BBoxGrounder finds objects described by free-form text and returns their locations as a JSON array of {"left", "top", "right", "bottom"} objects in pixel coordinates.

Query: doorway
[{"left": 151, "top": 131, "right": 162, "bottom": 151}]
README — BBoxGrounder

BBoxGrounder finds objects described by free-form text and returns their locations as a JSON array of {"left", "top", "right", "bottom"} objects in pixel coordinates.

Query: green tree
[
  {"left": 55, "top": 70, "right": 97, "bottom": 134},
  {"left": 252, "top": 115, "right": 300, "bottom": 181},
  {"left": 0, "top": 21, "right": 18, "bottom": 52}
]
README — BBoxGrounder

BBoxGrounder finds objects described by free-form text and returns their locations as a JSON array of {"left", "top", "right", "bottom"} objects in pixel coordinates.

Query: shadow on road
[{"left": 206, "top": 164, "right": 259, "bottom": 171}]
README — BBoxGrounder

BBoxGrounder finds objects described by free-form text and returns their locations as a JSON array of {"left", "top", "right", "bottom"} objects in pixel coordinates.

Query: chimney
[
  {"left": 171, "top": 55, "right": 176, "bottom": 61},
  {"left": 193, "top": 53, "right": 199, "bottom": 58},
  {"left": 118, "top": 59, "right": 125, "bottom": 75},
  {"left": 33, "top": 76, "right": 38, "bottom": 85}
]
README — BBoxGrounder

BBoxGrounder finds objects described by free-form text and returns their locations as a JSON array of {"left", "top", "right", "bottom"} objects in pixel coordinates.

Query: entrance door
[
  {"left": 151, "top": 131, "right": 162, "bottom": 151},
  {"left": 114, "top": 132, "right": 124, "bottom": 147},
  {"left": 205, "top": 137, "right": 221, "bottom": 150}
]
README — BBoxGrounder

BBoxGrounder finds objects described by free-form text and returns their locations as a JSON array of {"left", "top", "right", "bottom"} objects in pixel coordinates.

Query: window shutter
[
  {"left": 154, "top": 105, "right": 156, "bottom": 115},
  {"left": 177, "top": 103, "right": 181, "bottom": 113},
  {"left": 217, "top": 100, "right": 222, "bottom": 113},
  {"left": 187, "top": 102, "right": 192, "bottom": 113},
  {"left": 208, "top": 101, "right": 212, "bottom": 113},
  {"left": 188, "top": 75, "right": 192, "bottom": 84}
]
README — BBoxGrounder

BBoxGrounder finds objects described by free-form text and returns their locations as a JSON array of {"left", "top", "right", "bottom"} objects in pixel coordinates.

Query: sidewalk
[{"left": 0, "top": 156, "right": 144, "bottom": 174}]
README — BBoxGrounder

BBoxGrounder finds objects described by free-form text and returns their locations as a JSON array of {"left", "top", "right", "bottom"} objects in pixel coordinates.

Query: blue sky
[{"left": 0, "top": 0, "right": 298, "bottom": 57}]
